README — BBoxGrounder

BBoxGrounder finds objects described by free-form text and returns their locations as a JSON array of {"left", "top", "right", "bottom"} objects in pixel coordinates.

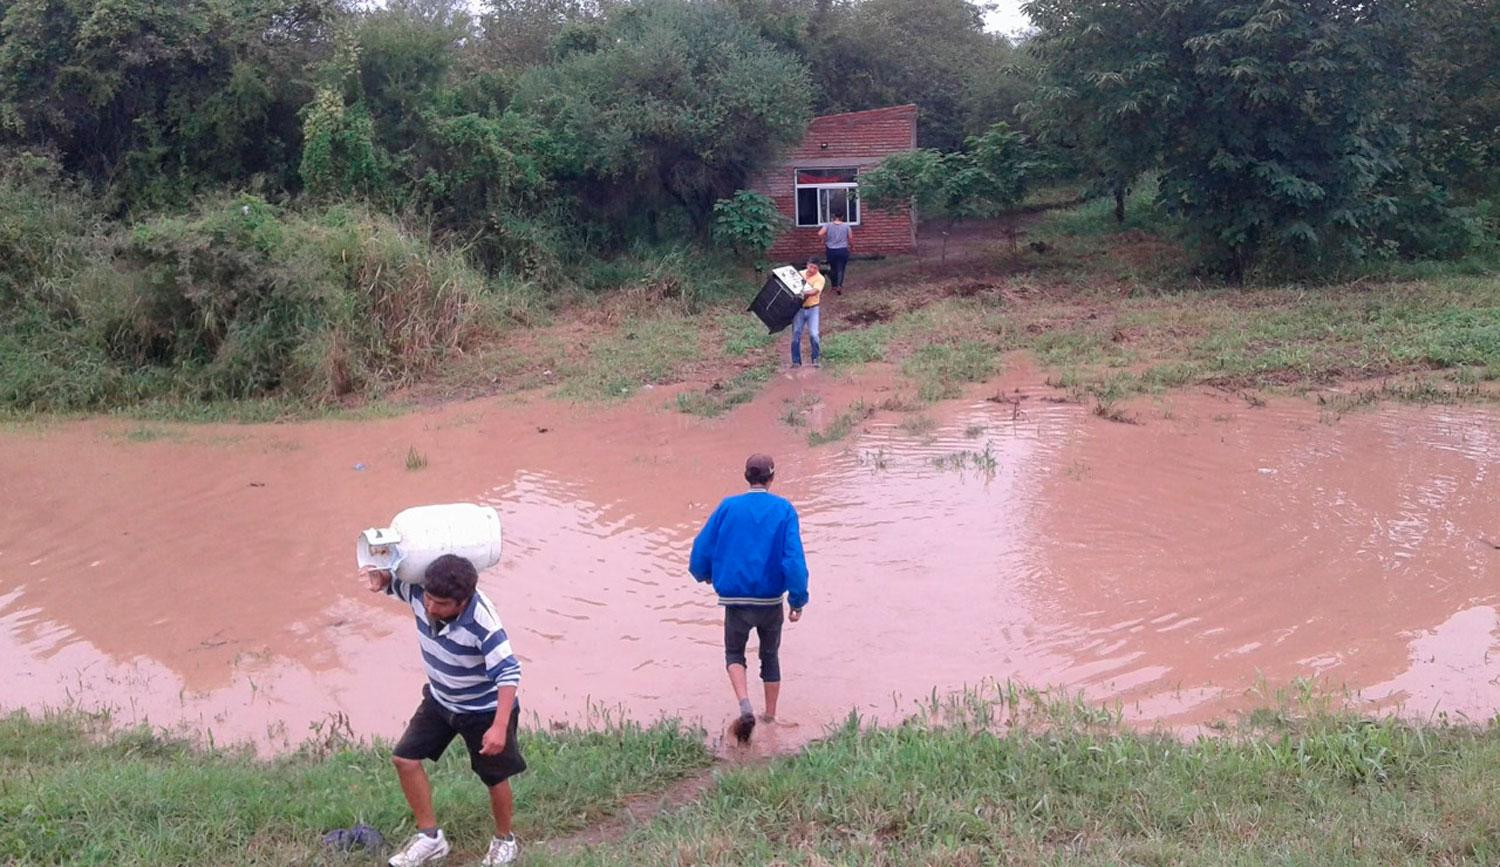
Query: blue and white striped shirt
[{"left": 388, "top": 578, "right": 522, "bottom": 714}]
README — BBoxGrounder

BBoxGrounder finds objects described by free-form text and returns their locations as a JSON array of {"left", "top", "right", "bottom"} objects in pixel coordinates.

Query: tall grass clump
[
  {"left": 1, "top": 195, "right": 512, "bottom": 412},
  {"left": 0, "top": 154, "right": 92, "bottom": 309}
]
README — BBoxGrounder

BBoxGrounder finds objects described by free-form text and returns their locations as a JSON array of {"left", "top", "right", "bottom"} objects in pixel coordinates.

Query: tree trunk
[{"left": 1113, "top": 184, "right": 1126, "bottom": 224}]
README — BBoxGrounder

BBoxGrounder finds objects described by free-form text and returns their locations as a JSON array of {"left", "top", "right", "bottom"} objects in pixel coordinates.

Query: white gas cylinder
[{"left": 357, "top": 503, "right": 502, "bottom": 585}]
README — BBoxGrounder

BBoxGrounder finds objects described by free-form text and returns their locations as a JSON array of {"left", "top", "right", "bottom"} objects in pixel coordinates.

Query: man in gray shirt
[{"left": 818, "top": 215, "right": 852, "bottom": 294}]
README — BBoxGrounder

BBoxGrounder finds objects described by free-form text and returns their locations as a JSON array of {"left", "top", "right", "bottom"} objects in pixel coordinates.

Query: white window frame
[{"left": 794, "top": 168, "right": 861, "bottom": 228}]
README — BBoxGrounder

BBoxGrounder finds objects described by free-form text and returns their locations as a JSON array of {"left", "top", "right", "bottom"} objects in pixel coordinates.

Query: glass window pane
[
  {"left": 796, "top": 188, "right": 819, "bottom": 226},
  {"left": 821, "top": 189, "right": 851, "bottom": 223},
  {"left": 846, "top": 190, "right": 859, "bottom": 224}
]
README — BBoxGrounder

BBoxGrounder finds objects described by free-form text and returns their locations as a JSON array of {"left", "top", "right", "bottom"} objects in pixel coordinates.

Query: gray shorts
[{"left": 724, "top": 604, "right": 785, "bottom": 682}]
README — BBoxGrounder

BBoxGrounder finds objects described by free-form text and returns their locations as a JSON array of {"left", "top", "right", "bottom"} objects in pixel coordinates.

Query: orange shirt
[{"left": 801, "top": 271, "right": 825, "bottom": 308}]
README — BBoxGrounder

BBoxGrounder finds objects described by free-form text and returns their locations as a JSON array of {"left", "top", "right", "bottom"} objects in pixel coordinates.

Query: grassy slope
[
  {"left": 0, "top": 710, "right": 710, "bottom": 865},
  {"left": 492, "top": 191, "right": 1500, "bottom": 423},
  {"left": 13, "top": 688, "right": 1500, "bottom": 866},
  {"left": 533, "top": 687, "right": 1500, "bottom": 866},
  {"left": 5, "top": 192, "right": 1494, "bottom": 424}
]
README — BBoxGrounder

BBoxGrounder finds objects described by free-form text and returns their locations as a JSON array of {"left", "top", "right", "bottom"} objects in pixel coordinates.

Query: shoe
[
  {"left": 481, "top": 834, "right": 519, "bottom": 865},
  {"left": 730, "top": 711, "right": 756, "bottom": 744},
  {"left": 388, "top": 830, "right": 450, "bottom": 866}
]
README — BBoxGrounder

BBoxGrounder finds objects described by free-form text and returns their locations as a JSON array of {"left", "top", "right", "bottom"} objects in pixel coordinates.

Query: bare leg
[
  {"left": 393, "top": 756, "right": 437, "bottom": 829},
  {"left": 488, "top": 780, "right": 514, "bottom": 837},
  {"left": 727, "top": 663, "right": 750, "bottom": 703},
  {"left": 762, "top": 682, "right": 781, "bottom": 721}
]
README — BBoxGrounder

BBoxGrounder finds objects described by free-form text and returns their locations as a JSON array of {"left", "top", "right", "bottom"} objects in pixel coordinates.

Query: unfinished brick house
[{"left": 748, "top": 104, "right": 918, "bottom": 263}]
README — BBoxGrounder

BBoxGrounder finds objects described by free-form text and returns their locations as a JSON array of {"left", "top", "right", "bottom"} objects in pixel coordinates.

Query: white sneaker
[
  {"left": 481, "top": 834, "right": 519, "bottom": 865},
  {"left": 388, "top": 830, "right": 450, "bottom": 866}
]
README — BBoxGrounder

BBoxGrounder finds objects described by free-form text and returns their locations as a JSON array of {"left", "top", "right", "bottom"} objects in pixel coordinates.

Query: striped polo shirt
[{"left": 388, "top": 578, "right": 521, "bottom": 714}]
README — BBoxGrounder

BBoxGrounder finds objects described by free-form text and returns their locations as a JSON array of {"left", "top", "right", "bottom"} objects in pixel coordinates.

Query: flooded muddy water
[{"left": 2, "top": 369, "right": 1497, "bottom": 751}]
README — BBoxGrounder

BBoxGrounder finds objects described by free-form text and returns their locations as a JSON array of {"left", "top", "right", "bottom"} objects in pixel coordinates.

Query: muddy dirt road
[{"left": 2, "top": 367, "right": 1496, "bottom": 750}]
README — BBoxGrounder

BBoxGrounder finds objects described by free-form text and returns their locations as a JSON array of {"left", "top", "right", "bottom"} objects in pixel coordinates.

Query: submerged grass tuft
[
  {"left": 807, "top": 400, "right": 875, "bottom": 446},
  {"left": 405, "top": 446, "right": 428, "bottom": 471},
  {"left": 675, "top": 365, "right": 774, "bottom": 418}
]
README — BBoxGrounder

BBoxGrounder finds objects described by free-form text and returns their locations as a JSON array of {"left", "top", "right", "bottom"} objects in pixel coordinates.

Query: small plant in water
[
  {"left": 964, "top": 423, "right": 987, "bottom": 438},
  {"left": 858, "top": 448, "right": 890, "bottom": 471},
  {"left": 973, "top": 441, "right": 998, "bottom": 472},
  {"left": 808, "top": 400, "right": 874, "bottom": 447},
  {"left": 405, "top": 446, "right": 428, "bottom": 471},
  {"left": 931, "top": 443, "right": 998, "bottom": 477},
  {"left": 899, "top": 414, "right": 938, "bottom": 438}
]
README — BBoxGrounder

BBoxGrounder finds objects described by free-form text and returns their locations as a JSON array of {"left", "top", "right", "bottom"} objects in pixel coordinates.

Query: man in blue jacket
[{"left": 689, "top": 453, "right": 810, "bottom": 743}]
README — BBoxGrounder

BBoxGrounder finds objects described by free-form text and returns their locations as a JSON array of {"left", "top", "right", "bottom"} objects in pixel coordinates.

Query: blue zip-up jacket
[{"left": 689, "top": 488, "right": 810, "bottom": 609}]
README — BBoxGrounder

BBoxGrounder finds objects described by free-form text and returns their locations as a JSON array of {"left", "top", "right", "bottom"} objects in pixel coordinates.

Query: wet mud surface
[{"left": 2, "top": 368, "right": 1497, "bottom": 751}]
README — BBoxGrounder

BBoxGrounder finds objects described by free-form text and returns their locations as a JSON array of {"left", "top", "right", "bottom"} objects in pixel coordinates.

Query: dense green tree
[
  {"left": 1404, "top": 0, "right": 1500, "bottom": 198},
  {"left": 809, "top": 0, "right": 1022, "bottom": 150},
  {"left": 1021, "top": 0, "right": 1174, "bottom": 223},
  {"left": 861, "top": 122, "right": 1034, "bottom": 261},
  {"left": 0, "top": 0, "right": 344, "bottom": 207},
  {"left": 478, "top": 0, "right": 598, "bottom": 72},
  {"left": 1022, "top": 0, "right": 1442, "bottom": 278},
  {"left": 512, "top": 0, "right": 812, "bottom": 243},
  {"left": 1164, "top": 0, "right": 1415, "bottom": 278}
]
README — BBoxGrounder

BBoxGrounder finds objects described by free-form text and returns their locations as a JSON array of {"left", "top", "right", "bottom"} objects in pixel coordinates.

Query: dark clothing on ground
[
  {"left": 723, "top": 603, "right": 785, "bottom": 682},
  {"left": 394, "top": 685, "right": 526, "bottom": 787},
  {"left": 825, "top": 247, "right": 849, "bottom": 289}
]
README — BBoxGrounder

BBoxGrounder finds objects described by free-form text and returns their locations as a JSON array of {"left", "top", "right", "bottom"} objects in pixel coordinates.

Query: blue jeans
[
  {"left": 825, "top": 247, "right": 849, "bottom": 288},
  {"left": 791, "top": 306, "right": 820, "bottom": 365}
]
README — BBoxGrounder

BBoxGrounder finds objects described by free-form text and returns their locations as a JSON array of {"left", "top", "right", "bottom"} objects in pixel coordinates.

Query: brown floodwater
[{"left": 2, "top": 366, "right": 1497, "bottom": 751}]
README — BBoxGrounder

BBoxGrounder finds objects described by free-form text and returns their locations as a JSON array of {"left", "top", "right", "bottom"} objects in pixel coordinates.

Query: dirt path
[{"left": 539, "top": 764, "right": 726, "bottom": 852}]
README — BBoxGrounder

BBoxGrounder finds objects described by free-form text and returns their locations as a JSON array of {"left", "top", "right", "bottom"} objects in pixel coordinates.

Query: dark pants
[
  {"left": 724, "top": 604, "right": 785, "bottom": 682},
  {"left": 825, "top": 247, "right": 850, "bottom": 289},
  {"left": 393, "top": 686, "right": 527, "bottom": 787}
]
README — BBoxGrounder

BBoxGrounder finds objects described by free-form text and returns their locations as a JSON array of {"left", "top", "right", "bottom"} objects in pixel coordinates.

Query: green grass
[
  {"left": 530, "top": 684, "right": 1500, "bottom": 866},
  {"left": 902, "top": 341, "right": 1001, "bottom": 402},
  {"left": 807, "top": 400, "right": 874, "bottom": 446},
  {"left": 818, "top": 323, "right": 892, "bottom": 366},
  {"left": 0, "top": 709, "right": 710, "bottom": 865},
  {"left": 717, "top": 310, "right": 775, "bottom": 358},
  {"left": 555, "top": 315, "right": 701, "bottom": 402},
  {"left": 112, "top": 425, "right": 186, "bottom": 443},
  {"left": 15, "top": 687, "right": 1500, "bottom": 866},
  {"left": 674, "top": 364, "right": 774, "bottom": 418},
  {"left": 1031, "top": 174, "right": 1173, "bottom": 240}
]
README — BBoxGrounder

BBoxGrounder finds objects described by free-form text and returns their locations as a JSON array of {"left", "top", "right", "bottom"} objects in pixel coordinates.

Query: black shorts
[
  {"left": 724, "top": 603, "right": 785, "bottom": 682},
  {"left": 393, "top": 686, "right": 527, "bottom": 787}
]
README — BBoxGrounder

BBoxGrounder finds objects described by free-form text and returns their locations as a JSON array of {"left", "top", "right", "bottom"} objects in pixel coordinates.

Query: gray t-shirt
[{"left": 822, "top": 222, "right": 851, "bottom": 249}]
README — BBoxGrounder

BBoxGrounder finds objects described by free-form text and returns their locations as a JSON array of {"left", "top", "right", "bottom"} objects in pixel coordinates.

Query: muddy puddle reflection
[{"left": 2, "top": 373, "right": 1497, "bottom": 751}]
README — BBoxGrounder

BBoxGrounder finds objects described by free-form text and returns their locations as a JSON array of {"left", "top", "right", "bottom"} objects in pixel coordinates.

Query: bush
[
  {"left": 0, "top": 154, "right": 91, "bottom": 310},
  {"left": 711, "top": 190, "right": 786, "bottom": 265},
  {"left": 1, "top": 196, "right": 506, "bottom": 410}
]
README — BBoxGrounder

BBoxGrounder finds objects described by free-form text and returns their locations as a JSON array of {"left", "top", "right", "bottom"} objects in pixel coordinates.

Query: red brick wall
[{"left": 747, "top": 105, "right": 918, "bottom": 262}]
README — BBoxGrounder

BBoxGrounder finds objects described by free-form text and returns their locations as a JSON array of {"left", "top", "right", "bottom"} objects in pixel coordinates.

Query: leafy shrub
[{"left": 711, "top": 190, "right": 786, "bottom": 265}]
